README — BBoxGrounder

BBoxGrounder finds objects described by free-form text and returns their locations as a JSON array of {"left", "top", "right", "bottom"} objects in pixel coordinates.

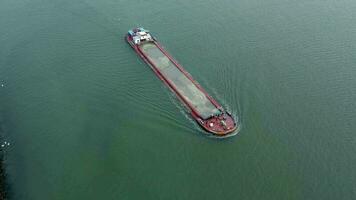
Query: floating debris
[{"left": 0, "top": 141, "right": 10, "bottom": 148}]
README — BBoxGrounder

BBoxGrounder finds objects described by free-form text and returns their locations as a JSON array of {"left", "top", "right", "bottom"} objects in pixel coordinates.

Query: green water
[{"left": 0, "top": 0, "right": 355, "bottom": 199}]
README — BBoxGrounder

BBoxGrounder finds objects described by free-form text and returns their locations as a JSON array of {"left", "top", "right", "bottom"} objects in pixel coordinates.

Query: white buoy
[
  {"left": 1, "top": 84, "right": 3, "bottom": 87},
  {"left": 1, "top": 145, "right": 4, "bottom": 148}
]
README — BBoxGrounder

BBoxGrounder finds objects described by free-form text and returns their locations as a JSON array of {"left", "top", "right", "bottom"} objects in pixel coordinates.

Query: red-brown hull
[{"left": 126, "top": 34, "right": 238, "bottom": 136}]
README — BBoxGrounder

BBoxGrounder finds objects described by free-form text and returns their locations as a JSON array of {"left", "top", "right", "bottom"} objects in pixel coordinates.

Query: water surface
[{"left": 0, "top": 0, "right": 355, "bottom": 199}]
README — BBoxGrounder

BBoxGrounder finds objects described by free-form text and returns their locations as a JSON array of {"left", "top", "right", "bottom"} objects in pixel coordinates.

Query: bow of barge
[{"left": 126, "top": 27, "right": 238, "bottom": 137}]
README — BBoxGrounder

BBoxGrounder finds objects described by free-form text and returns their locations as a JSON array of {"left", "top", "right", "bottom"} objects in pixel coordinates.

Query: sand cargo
[{"left": 126, "top": 27, "right": 238, "bottom": 136}]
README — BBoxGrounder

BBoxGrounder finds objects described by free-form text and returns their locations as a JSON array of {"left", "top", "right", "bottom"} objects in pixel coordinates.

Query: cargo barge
[{"left": 126, "top": 27, "right": 238, "bottom": 136}]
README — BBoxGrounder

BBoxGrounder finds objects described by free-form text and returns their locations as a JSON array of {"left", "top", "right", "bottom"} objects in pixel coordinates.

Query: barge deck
[{"left": 126, "top": 27, "right": 238, "bottom": 136}]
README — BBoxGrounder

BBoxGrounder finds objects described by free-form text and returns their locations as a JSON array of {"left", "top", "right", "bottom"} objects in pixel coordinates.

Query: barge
[{"left": 126, "top": 27, "right": 238, "bottom": 136}]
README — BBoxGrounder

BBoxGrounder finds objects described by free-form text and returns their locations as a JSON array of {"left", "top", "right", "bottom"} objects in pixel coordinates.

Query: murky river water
[{"left": 0, "top": 0, "right": 355, "bottom": 199}]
